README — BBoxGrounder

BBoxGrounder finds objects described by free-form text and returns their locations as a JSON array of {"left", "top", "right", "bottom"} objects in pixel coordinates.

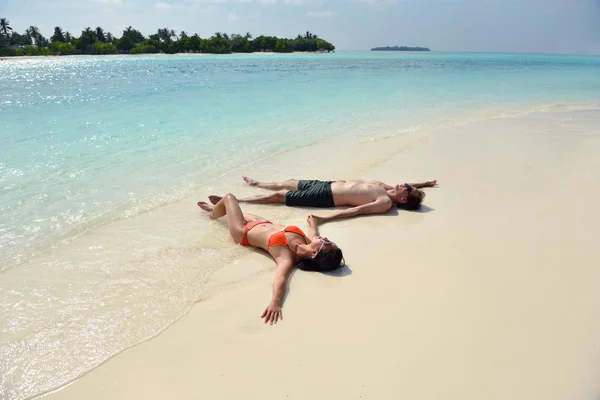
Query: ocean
[{"left": 1, "top": 51, "right": 600, "bottom": 399}]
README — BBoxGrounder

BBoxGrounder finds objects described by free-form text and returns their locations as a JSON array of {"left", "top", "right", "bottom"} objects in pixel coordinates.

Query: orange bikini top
[{"left": 268, "top": 226, "right": 308, "bottom": 252}]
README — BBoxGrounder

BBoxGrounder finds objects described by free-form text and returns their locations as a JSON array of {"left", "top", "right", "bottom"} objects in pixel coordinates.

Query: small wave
[{"left": 358, "top": 102, "right": 600, "bottom": 144}]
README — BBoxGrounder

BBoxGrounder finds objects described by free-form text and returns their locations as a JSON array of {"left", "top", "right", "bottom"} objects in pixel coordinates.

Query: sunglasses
[
  {"left": 406, "top": 184, "right": 414, "bottom": 195},
  {"left": 314, "top": 236, "right": 332, "bottom": 257}
]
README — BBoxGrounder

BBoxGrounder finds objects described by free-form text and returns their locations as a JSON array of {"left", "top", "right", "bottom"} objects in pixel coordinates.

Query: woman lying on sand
[{"left": 198, "top": 193, "right": 345, "bottom": 325}]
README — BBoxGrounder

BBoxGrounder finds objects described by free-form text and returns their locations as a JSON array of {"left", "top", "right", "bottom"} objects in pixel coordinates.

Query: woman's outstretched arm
[{"left": 261, "top": 258, "right": 294, "bottom": 325}]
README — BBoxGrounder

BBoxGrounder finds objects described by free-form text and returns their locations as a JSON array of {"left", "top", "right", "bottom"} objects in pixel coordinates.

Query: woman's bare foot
[
  {"left": 208, "top": 195, "right": 222, "bottom": 205},
  {"left": 242, "top": 176, "right": 258, "bottom": 186},
  {"left": 197, "top": 201, "right": 213, "bottom": 212}
]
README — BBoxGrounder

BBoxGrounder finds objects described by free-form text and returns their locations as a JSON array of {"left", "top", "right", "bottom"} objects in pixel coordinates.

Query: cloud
[
  {"left": 351, "top": 0, "right": 399, "bottom": 5},
  {"left": 228, "top": 12, "right": 240, "bottom": 20},
  {"left": 89, "top": 0, "right": 122, "bottom": 3},
  {"left": 185, "top": 0, "right": 253, "bottom": 3},
  {"left": 259, "top": 0, "right": 277, "bottom": 4},
  {"left": 306, "top": 10, "right": 335, "bottom": 17},
  {"left": 154, "top": 2, "right": 183, "bottom": 8},
  {"left": 284, "top": 0, "right": 304, "bottom": 4},
  {"left": 184, "top": 0, "right": 222, "bottom": 11}
]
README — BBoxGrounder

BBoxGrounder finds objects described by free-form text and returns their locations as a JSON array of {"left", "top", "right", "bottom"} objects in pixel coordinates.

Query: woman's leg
[
  {"left": 243, "top": 213, "right": 269, "bottom": 222},
  {"left": 198, "top": 193, "right": 247, "bottom": 244},
  {"left": 209, "top": 191, "right": 286, "bottom": 205}
]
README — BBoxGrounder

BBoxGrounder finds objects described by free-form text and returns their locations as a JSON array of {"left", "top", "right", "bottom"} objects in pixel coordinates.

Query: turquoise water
[
  {"left": 1, "top": 52, "right": 600, "bottom": 267},
  {"left": 1, "top": 51, "right": 600, "bottom": 399}
]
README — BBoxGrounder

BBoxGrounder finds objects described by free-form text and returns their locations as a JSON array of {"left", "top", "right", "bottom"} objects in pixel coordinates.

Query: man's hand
[
  {"left": 308, "top": 214, "right": 326, "bottom": 226},
  {"left": 261, "top": 301, "right": 283, "bottom": 325}
]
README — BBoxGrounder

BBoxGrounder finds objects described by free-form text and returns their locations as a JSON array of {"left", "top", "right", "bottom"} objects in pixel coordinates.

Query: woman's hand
[{"left": 261, "top": 301, "right": 283, "bottom": 325}]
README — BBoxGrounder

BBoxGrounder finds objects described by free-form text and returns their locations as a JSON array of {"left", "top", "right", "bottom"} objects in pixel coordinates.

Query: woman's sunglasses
[{"left": 314, "top": 237, "right": 332, "bottom": 257}]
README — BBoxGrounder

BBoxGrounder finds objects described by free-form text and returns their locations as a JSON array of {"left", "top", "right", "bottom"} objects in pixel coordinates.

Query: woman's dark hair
[{"left": 296, "top": 247, "right": 344, "bottom": 272}]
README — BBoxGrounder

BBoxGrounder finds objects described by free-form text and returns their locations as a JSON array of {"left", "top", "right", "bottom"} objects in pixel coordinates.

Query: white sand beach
[{"left": 41, "top": 109, "right": 600, "bottom": 400}]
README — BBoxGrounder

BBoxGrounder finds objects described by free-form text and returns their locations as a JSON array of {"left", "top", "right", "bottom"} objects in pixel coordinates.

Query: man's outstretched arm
[
  {"left": 306, "top": 215, "right": 320, "bottom": 240},
  {"left": 409, "top": 179, "right": 437, "bottom": 188},
  {"left": 310, "top": 198, "right": 392, "bottom": 224},
  {"left": 381, "top": 179, "right": 437, "bottom": 190}
]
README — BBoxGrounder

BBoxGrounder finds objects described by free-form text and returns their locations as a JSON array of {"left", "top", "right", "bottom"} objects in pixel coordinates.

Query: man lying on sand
[{"left": 208, "top": 176, "right": 437, "bottom": 224}]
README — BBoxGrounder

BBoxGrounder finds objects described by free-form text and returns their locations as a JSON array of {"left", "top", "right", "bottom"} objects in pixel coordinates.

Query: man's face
[{"left": 389, "top": 183, "right": 414, "bottom": 203}]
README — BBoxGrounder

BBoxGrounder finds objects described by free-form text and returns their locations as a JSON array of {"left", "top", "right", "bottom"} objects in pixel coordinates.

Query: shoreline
[
  {"left": 3, "top": 101, "right": 597, "bottom": 266},
  {"left": 2, "top": 101, "right": 598, "bottom": 272},
  {"left": 35, "top": 108, "right": 600, "bottom": 400},
  {"left": 0, "top": 51, "right": 335, "bottom": 61}
]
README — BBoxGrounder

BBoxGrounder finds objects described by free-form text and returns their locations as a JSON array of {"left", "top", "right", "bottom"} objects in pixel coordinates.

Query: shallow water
[{"left": 1, "top": 52, "right": 600, "bottom": 399}]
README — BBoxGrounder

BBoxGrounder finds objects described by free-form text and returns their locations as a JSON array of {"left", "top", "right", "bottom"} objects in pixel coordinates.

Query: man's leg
[
  {"left": 242, "top": 176, "right": 299, "bottom": 191},
  {"left": 209, "top": 191, "right": 287, "bottom": 205}
]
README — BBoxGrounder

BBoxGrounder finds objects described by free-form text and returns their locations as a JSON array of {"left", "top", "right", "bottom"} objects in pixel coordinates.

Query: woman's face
[{"left": 309, "top": 235, "right": 338, "bottom": 256}]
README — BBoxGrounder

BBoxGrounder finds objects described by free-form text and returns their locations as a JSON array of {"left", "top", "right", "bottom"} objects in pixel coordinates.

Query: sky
[{"left": 1, "top": 0, "right": 599, "bottom": 54}]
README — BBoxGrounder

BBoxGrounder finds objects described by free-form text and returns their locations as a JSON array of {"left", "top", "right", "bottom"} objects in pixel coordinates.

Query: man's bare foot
[
  {"left": 427, "top": 180, "right": 438, "bottom": 187},
  {"left": 307, "top": 214, "right": 326, "bottom": 226},
  {"left": 197, "top": 201, "right": 213, "bottom": 212},
  {"left": 242, "top": 176, "right": 259, "bottom": 187},
  {"left": 208, "top": 195, "right": 222, "bottom": 205}
]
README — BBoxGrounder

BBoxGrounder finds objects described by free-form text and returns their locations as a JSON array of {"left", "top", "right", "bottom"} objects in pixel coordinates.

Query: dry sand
[{"left": 42, "top": 110, "right": 600, "bottom": 400}]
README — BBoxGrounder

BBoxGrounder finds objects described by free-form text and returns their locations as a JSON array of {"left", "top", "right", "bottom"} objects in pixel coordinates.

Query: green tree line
[{"left": 0, "top": 19, "right": 335, "bottom": 57}]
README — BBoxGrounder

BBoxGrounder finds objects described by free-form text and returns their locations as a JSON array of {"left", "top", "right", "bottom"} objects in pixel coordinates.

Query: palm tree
[
  {"left": 95, "top": 27, "right": 106, "bottom": 42},
  {"left": 123, "top": 26, "right": 145, "bottom": 44},
  {"left": 65, "top": 32, "right": 72, "bottom": 43},
  {"left": 38, "top": 36, "right": 49, "bottom": 48},
  {"left": 26, "top": 26, "right": 41, "bottom": 47},
  {"left": 245, "top": 32, "right": 253, "bottom": 40},
  {"left": 106, "top": 32, "right": 113, "bottom": 42},
  {"left": 156, "top": 28, "right": 167, "bottom": 42},
  {"left": 179, "top": 30, "right": 188, "bottom": 39},
  {"left": 77, "top": 27, "right": 97, "bottom": 51},
  {"left": 51, "top": 26, "right": 65, "bottom": 43},
  {"left": 0, "top": 18, "right": 13, "bottom": 38},
  {"left": 169, "top": 29, "right": 176, "bottom": 40}
]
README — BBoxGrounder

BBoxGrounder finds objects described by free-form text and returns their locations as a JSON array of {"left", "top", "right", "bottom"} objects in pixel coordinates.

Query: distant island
[{"left": 371, "top": 46, "right": 430, "bottom": 52}]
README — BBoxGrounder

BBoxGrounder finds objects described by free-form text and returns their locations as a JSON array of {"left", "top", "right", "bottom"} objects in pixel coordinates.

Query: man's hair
[
  {"left": 296, "top": 247, "right": 344, "bottom": 272},
  {"left": 397, "top": 189, "right": 426, "bottom": 211}
]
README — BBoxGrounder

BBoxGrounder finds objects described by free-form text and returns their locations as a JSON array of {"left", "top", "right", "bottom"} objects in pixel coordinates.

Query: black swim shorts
[{"left": 285, "top": 180, "right": 335, "bottom": 208}]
